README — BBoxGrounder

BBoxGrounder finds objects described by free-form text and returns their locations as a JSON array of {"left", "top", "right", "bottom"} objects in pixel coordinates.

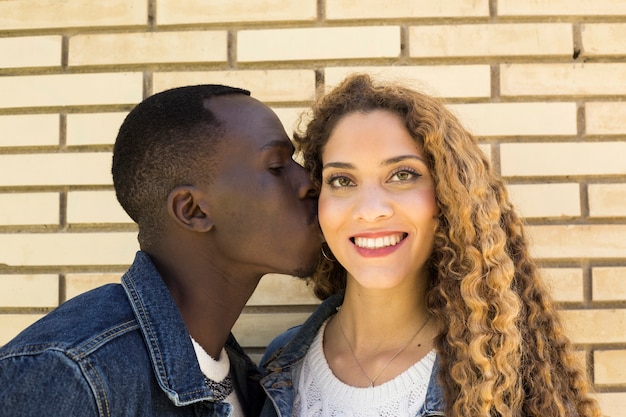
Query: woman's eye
[
  {"left": 326, "top": 176, "right": 354, "bottom": 188},
  {"left": 389, "top": 169, "right": 420, "bottom": 182}
]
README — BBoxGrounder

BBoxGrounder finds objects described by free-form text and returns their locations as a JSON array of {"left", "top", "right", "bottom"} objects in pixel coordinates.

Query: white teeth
[{"left": 354, "top": 234, "right": 405, "bottom": 249}]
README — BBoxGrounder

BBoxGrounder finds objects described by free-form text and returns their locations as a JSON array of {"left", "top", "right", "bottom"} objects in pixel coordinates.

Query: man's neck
[
  {"left": 176, "top": 274, "right": 259, "bottom": 359},
  {"left": 145, "top": 248, "right": 260, "bottom": 359}
]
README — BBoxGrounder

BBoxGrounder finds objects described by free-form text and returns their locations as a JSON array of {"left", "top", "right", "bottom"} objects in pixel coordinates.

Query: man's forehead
[
  {"left": 204, "top": 93, "right": 257, "bottom": 114},
  {"left": 205, "top": 95, "right": 290, "bottom": 152},
  {"left": 206, "top": 94, "right": 278, "bottom": 132}
]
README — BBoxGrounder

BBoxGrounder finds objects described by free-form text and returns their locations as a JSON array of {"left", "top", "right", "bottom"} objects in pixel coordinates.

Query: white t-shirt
[
  {"left": 294, "top": 321, "right": 436, "bottom": 417},
  {"left": 191, "top": 337, "right": 244, "bottom": 417}
]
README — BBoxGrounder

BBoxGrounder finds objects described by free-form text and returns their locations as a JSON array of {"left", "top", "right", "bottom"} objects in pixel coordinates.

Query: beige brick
[
  {"left": 0, "top": 232, "right": 138, "bottom": 266},
  {"left": 327, "top": 0, "right": 488, "bottom": 19},
  {"left": 65, "top": 273, "right": 121, "bottom": 300},
  {"left": 499, "top": 0, "right": 626, "bottom": 16},
  {"left": 0, "top": 115, "right": 59, "bottom": 147},
  {"left": 595, "top": 350, "right": 626, "bottom": 385},
  {"left": 593, "top": 267, "right": 626, "bottom": 302},
  {"left": 582, "top": 24, "right": 626, "bottom": 56},
  {"left": 586, "top": 102, "right": 626, "bottom": 135},
  {"left": 273, "top": 107, "right": 308, "bottom": 137},
  {"left": 501, "top": 64, "right": 626, "bottom": 96},
  {"left": 157, "top": 0, "right": 316, "bottom": 24},
  {"left": 447, "top": 103, "right": 576, "bottom": 137},
  {"left": 0, "top": 193, "right": 59, "bottom": 226},
  {"left": 0, "top": 0, "right": 146, "bottom": 30},
  {"left": 501, "top": 142, "right": 626, "bottom": 177},
  {"left": 540, "top": 268, "right": 584, "bottom": 303},
  {"left": 597, "top": 392, "right": 626, "bottom": 417},
  {"left": 324, "top": 65, "right": 491, "bottom": 98},
  {"left": 233, "top": 312, "right": 310, "bottom": 347},
  {"left": 69, "top": 31, "right": 227, "bottom": 66},
  {"left": 0, "top": 315, "right": 44, "bottom": 346},
  {"left": 153, "top": 70, "right": 316, "bottom": 103},
  {"left": 247, "top": 274, "right": 319, "bottom": 306},
  {"left": 410, "top": 24, "right": 572, "bottom": 58},
  {"left": 526, "top": 225, "right": 626, "bottom": 260},
  {"left": 238, "top": 26, "right": 401, "bottom": 62},
  {"left": 589, "top": 183, "right": 626, "bottom": 218},
  {"left": 0, "top": 153, "right": 112, "bottom": 186},
  {"left": 507, "top": 183, "right": 580, "bottom": 218},
  {"left": 0, "top": 36, "right": 61, "bottom": 68},
  {"left": 0, "top": 73, "right": 143, "bottom": 109},
  {"left": 66, "top": 113, "right": 127, "bottom": 146},
  {"left": 560, "top": 309, "right": 626, "bottom": 344},
  {"left": 67, "top": 191, "right": 132, "bottom": 224},
  {"left": 0, "top": 275, "right": 58, "bottom": 308}
]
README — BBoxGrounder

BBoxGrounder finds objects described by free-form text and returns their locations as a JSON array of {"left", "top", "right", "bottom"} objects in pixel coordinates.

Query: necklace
[{"left": 335, "top": 309, "right": 431, "bottom": 388}]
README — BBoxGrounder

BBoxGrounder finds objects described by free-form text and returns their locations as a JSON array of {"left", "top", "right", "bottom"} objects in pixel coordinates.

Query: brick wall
[{"left": 0, "top": 0, "right": 624, "bottom": 414}]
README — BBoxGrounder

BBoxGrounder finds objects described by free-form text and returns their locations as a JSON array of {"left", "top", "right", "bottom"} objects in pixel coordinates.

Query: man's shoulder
[{"left": 0, "top": 283, "right": 138, "bottom": 359}]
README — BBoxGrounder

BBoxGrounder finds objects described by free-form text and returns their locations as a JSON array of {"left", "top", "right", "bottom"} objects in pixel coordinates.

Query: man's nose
[{"left": 295, "top": 164, "right": 318, "bottom": 199}]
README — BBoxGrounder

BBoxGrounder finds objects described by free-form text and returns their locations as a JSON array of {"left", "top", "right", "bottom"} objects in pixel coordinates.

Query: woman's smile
[{"left": 351, "top": 232, "right": 407, "bottom": 249}]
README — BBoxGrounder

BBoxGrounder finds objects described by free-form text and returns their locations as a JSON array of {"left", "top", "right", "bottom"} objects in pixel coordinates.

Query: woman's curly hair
[{"left": 294, "top": 74, "right": 601, "bottom": 417}]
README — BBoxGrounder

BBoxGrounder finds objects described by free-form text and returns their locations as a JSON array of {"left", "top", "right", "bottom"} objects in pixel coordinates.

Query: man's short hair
[{"left": 112, "top": 84, "right": 250, "bottom": 247}]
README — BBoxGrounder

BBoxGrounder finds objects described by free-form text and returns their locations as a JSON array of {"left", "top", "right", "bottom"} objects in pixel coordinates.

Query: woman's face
[{"left": 319, "top": 110, "right": 438, "bottom": 291}]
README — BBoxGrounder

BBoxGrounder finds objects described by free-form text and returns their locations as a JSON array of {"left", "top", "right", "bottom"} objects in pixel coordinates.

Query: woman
[{"left": 259, "top": 74, "right": 601, "bottom": 417}]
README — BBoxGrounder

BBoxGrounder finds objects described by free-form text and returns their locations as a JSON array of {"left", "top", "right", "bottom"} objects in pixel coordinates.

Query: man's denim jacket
[
  {"left": 258, "top": 292, "right": 446, "bottom": 417},
  {"left": 0, "top": 251, "right": 263, "bottom": 417}
]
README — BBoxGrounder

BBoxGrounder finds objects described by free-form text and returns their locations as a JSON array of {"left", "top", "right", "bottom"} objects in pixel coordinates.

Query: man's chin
[
  {"left": 290, "top": 259, "right": 319, "bottom": 279},
  {"left": 290, "top": 268, "right": 313, "bottom": 280}
]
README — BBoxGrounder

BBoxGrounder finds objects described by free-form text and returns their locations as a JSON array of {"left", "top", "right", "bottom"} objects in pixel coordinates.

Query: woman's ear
[{"left": 167, "top": 186, "right": 214, "bottom": 232}]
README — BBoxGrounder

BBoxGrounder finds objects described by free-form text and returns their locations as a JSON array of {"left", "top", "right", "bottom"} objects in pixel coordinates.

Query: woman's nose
[{"left": 352, "top": 184, "right": 393, "bottom": 222}]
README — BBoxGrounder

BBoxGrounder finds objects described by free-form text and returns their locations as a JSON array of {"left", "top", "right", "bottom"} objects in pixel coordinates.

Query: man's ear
[{"left": 167, "top": 186, "right": 214, "bottom": 232}]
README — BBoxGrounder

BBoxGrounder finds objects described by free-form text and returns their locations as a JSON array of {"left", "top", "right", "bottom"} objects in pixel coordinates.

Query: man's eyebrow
[{"left": 260, "top": 140, "right": 294, "bottom": 152}]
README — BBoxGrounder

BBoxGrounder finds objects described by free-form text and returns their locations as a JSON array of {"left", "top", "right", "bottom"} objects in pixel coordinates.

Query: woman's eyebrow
[
  {"left": 382, "top": 155, "right": 425, "bottom": 166},
  {"left": 322, "top": 162, "right": 354, "bottom": 170},
  {"left": 323, "top": 155, "right": 425, "bottom": 170}
]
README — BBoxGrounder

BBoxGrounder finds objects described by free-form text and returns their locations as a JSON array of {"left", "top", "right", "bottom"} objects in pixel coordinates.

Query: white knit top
[
  {"left": 294, "top": 321, "right": 436, "bottom": 417},
  {"left": 190, "top": 337, "right": 244, "bottom": 417}
]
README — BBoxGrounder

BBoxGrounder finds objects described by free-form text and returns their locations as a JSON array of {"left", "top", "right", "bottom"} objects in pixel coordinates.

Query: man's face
[{"left": 202, "top": 94, "right": 323, "bottom": 278}]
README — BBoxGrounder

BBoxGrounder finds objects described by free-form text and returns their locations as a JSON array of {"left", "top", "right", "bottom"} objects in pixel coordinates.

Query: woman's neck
[
  {"left": 337, "top": 282, "right": 432, "bottom": 352},
  {"left": 323, "top": 281, "right": 437, "bottom": 388}
]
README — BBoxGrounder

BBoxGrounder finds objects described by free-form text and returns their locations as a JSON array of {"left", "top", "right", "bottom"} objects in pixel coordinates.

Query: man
[{"left": 0, "top": 85, "right": 323, "bottom": 416}]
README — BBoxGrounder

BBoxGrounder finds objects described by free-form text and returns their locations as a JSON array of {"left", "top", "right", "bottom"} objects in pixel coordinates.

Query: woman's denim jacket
[
  {"left": 258, "top": 292, "right": 446, "bottom": 417},
  {"left": 0, "top": 251, "right": 263, "bottom": 417}
]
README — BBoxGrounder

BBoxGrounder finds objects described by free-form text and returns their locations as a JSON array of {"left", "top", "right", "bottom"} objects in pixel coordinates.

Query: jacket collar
[
  {"left": 422, "top": 357, "right": 445, "bottom": 415},
  {"left": 121, "top": 251, "right": 214, "bottom": 406}
]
